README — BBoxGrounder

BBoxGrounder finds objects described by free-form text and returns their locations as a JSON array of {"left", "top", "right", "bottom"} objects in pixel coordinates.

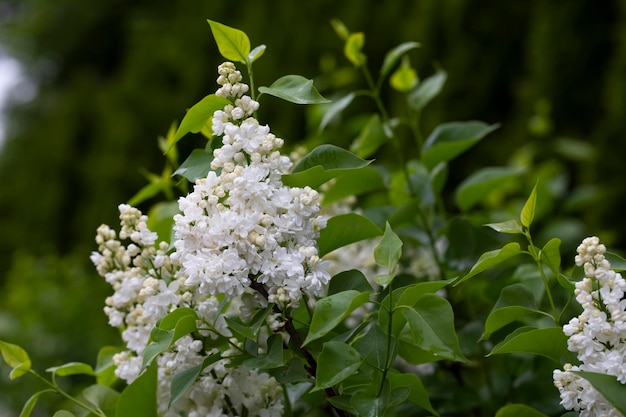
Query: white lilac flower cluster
[
  {"left": 91, "top": 204, "right": 283, "bottom": 417},
  {"left": 553, "top": 236, "right": 626, "bottom": 417},
  {"left": 171, "top": 61, "right": 330, "bottom": 309}
]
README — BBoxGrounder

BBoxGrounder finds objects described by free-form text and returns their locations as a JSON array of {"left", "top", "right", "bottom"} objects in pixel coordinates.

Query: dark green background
[{"left": 1, "top": 0, "right": 625, "bottom": 415}]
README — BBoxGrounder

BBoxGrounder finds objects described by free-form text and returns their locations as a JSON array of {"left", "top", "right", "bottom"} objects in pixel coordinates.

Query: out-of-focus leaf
[
  {"left": 345, "top": 32, "right": 366, "bottom": 67},
  {"left": 521, "top": 182, "right": 538, "bottom": 229},
  {"left": 408, "top": 69, "right": 447, "bottom": 112},
  {"left": 421, "top": 121, "right": 499, "bottom": 169},
  {"left": 319, "top": 93, "right": 355, "bottom": 131},
  {"left": 455, "top": 167, "right": 522, "bottom": 211},
  {"left": 0, "top": 339, "right": 31, "bottom": 380},
  {"left": 495, "top": 404, "right": 549, "bottom": 417},
  {"left": 173, "top": 94, "right": 231, "bottom": 144},
  {"left": 454, "top": 242, "right": 522, "bottom": 286},
  {"left": 573, "top": 371, "right": 626, "bottom": 414},
  {"left": 380, "top": 41, "right": 421, "bottom": 79},
  {"left": 173, "top": 148, "right": 213, "bottom": 182},
  {"left": 46, "top": 362, "right": 95, "bottom": 377},
  {"left": 350, "top": 114, "right": 388, "bottom": 158},
  {"left": 117, "top": 361, "right": 157, "bottom": 417}
]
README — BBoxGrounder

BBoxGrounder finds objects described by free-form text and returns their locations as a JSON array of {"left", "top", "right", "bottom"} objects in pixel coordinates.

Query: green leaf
[
  {"left": 373, "top": 222, "right": 402, "bottom": 286},
  {"left": 317, "top": 212, "right": 383, "bottom": 257},
  {"left": 127, "top": 177, "right": 170, "bottom": 207},
  {"left": 303, "top": 290, "right": 370, "bottom": 346},
  {"left": 0, "top": 340, "right": 31, "bottom": 380},
  {"left": 316, "top": 341, "right": 362, "bottom": 389},
  {"left": 606, "top": 252, "right": 626, "bottom": 272},
  {"left": 142, "top": 308, "right": 198, "bottom": 369},
  {"left": 82, "top": 384, "right": 120, "bottom": 416},
  {"left": 319, "top": 92, "right": 355, "bottom": 131},
  {"left": 421, "top": 121, "right": 499, "bottom": 169},
  {"left": 146, "top": 201, "right": 179, "bottom": 245},
  {"left": 328, "top": 269, "right": 374, "bottom": 295},
  {"left": 283, "top": 144, "right": 372, "bottom": 188},
  {"left": 173, "top": 148, "right": 214, "bottom": 182},
  {"left": 402, "top": 294, "right": 467, "bottom": 362},
  {"left": 486, "top": 219, "right": 524, "bottom": 235},
  {"left": 350, "top": 114, "right": 388, "bottom": 158},
  {"left": 258, "top": 75, "right": 330, "bottom": 104},
  {"left": 330, "top": 19, "right": 350, "bottom": 41},
  {"left": 387, "top": 372, "right": 439, "bottom": 416},
  {"left": 380, "top": 280, "right": 454, "bottom": 336},
  {"left": 495, "top": 404, "right": 550, "bottom": 417},
  {"left": 19, "top": 390, "right": 55, "bottom": 417},
  {"left": 354, "top": 325, "right": 388, "bottom": 370},
  {"left": 244, "top": 333, "right": 284, "bottom": 369},
  {"left": 573, "top": 371, "right": 626, "bottom": 415},
  {"left": 482, "top": 284, "right": 541, "bottom": 340},
  {"left": 224, "top": 307, "right": 271, "bottom": 340},
  {"left": 173, "top": 94, "right": 231, "bottom": 144},
  {"left": 408, "top": 69, "right": 447, "bottom": 112},
  {"left": 321, "top": 166, "right": 384, "bottom": 206},
  {"left": 454, "top": 242, "right": 522, "bottom": 286},
  {"left": 488, "top": 326, "right": 568, "bottom": 363},
  {"left": 521, "top": 182, "right": 538, "bottom": 229},
  {"left": 170, "top": 354, "right": 222, "bottom": 407},
  {"left": 541, "top": 237, "right": 561, "bottom": 275},
  {"left": 380, "top": 41, "right": 421, "bottom": 79},
  {"left": 207, "top": 20, "right": 250, "bottom": 62},
  {"left": 95, "top": 346, "right": 123, "bottom": 387},
  {"left": 455, "top": 166, "right": 523, "bottom": 211},
  {"left": 247, "top": 44, "right": 266, "bottom": 63},
  {"left": 351, "top": 390, "right": 389, "bottom": 417},
  {"left": 389, "top": 57, "right": 417, "bottom": 92},
  {"left": 52, "top": 411, "right": 76, "bottom": 417},
  {"left": 117, "top": 361, "right": 157, "bottom": 417},
  {"left": 345, "top": 32, "right": 366, "bottom": 67},
  {"left": 46, "top": 362, "right": 95, "bottom": 377}
]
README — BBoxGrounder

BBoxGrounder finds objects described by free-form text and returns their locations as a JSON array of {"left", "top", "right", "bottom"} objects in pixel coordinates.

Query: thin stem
[
  {"left": 378, "top": 280, "right": 394, "bottom": 397},
  {"left": 525, "top": 233, "right": 559, "bottom": 323},
  {"left": 29, "top": 370, "right": 107, "bottom": 417}
]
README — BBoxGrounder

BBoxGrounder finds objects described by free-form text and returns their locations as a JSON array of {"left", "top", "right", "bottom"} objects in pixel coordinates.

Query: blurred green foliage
[{"left": 1, "top": 0, "right": 625, "bottom": 415}]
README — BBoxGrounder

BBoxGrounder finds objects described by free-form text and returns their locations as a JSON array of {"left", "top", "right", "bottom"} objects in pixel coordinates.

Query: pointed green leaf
[
  {"left": 330, "top": 19, "right": 350, "bottom": 41},
  {"left": 225, "top": 306, "right": 271, "bottom": 340},
  {"left": 541, "top": 237, "right": 561, "bottom": 275},
  {"left": 173, "top": 148, "right": 214, "bottom": 182},
  {"left": 304, "top": 290, "right": 370, "bottom": 346},
  {"left": 374, "top": 222, "right": 403, "bottom": 272},
  {"left": 495, "top": 404, "right": 550, "bottom": 417},
  {"left": 258, "top": 75, "right": 330, "bottom": 104},
  {"left": 454, "top": 242, "right": 522, "bottom": 286},
  {"left": 19, "top": 390, "right": 55, "bottom": 417},
  {"left": 46, "top": 362, "right": 95, "bottom": 377},
  {"left": 0, "top": 340, "right": 31, "bottom": 380},
  {"left": 488, "top": 326, "right": 567, "bottom": 363},
  {"left": 170, "top": 354, "right": 222, "bottom": 407},
  {"left": 127, "top": 178, "right": 170, "bottom": 207},
  {"left": 408, "top": 69, "right": 447, "bottom": 112},
  {"left": 402, "top": 294, "right": 467, "bottom": 362},
  {"left": 318, "top": 212, "right": 383, "bottom": 257},
  {"left": 351, "top": 390, "right": 389, "bottom": 417},
  {"left": 521, "top": 182, "right": 538, "bottom": 229},
  {"left": 483, "top": 284, "right": 542, "bottom": 340},
  {"left": 421, "top": 121, "right": 499, "bottom": 169},
  {"left": 388, "top": 372, "right": 439, "bottom": 416},
  {"left": 345, "top": 32, "right": 366, "bottom": 67},
  {"left": 486, "top": 219, "right": 524, "bottom": 235},
  {"left": 244, "top": 333, "right": 284, "bottom": 369},
  {"left": 207, "top": 20, "right": 250, "bottom": 62},
  {"left": 319, "top": 92, "right": 355, "bottom": 131},
  {"left": 173, "top": 94, "right": 231, "bottom": 144},
  {"left": 455, "top": 167, "right": 523, "bottom": 211},
  {"left": 350, "top": 114, "right": 388, "bottom": 158},
  {"left": 117, "top": 361, "right": 157, "bottom": 417},
  {"left": 248, "top": 44, "right": 266, "bottom": 63},
  {"left": 572, "top": 371, "right": 626, "bottom": 415},
  {"left": 380, "top": 41, "right": 421, "bottom": 79},
  {"left": 316, "top": 341, "right": 362, "bottom": 389}
]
